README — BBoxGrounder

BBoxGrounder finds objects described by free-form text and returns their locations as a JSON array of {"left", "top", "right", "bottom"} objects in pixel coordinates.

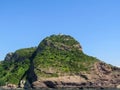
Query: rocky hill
[
  {"left": 0, "top": 34, "right": 120, "bottom": 89},
  {"left": 0, "top": 47, "right": 37, "bottom": 86}
]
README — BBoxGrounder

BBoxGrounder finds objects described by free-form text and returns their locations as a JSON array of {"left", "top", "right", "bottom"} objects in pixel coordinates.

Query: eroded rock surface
[{"left": 31, "top": 62, "right": 120, "bottom": 89}]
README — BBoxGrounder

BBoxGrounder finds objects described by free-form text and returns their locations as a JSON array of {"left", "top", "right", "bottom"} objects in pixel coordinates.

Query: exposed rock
[
  {"left": 73, "top": 44, "right": 82, "bottom": 51},
  {"left": 31, "top": 62, "right": 120, "bottom": 89},
  {"left": 32, "top": 81, "right": 47, "bottom": 89},
  {"left": 7, "top": 84, "right": 17, "bottom": 88},
  {"left": 2, "top": 84, "right": 17, "bottom": 89},
  {"left": 1, "top": 34, "right": 120, "bottom": 89},
  {"left": 4, "top": 52, "right": 14, "bottom": 61},
  {"left": 117, "top": 85, "right": 120, "bottom": 88},
  {"left": 19, "top": 80, "right": 25, "bottom": 88}
]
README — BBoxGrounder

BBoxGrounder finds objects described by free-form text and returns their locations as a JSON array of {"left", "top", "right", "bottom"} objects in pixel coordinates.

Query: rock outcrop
[
  {"left": 32, "top": 62, "right": 120, "bottom": 89},
  {"left": 4, "top": 52, "right": 14, "bottom": 61},
  {"left": 0, "top": 34, "right": 120, "bottom": 89}
]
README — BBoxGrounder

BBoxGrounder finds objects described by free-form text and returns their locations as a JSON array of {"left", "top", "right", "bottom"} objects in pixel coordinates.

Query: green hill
[
  {"left": 34, "top": 35, "right": 98, "bottom": 78},
  {"left": 0, "top": 34, "right": 119, "bottom": 89},
  {"left": 0, "top": 47, "right": 36, "bottom": 85}
]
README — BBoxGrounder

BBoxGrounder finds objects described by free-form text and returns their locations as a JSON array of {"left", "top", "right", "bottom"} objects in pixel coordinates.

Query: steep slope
[
  {"left": 0, "top": 34, "right": 120, "bottom": 89},
  {"left": 33, "top": 34, "right": 98, "bottom": 78},
  {"left": 31, "top": 34, "right": 120, "bottom": 89},
  {"left": 0, "top": 47, "right": 36, "bottom": 86}
]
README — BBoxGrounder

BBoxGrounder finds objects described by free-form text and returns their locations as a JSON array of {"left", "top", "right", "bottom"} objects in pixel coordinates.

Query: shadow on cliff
[{"left": 18, "top": 50, "right": 38, "bottom": 88}]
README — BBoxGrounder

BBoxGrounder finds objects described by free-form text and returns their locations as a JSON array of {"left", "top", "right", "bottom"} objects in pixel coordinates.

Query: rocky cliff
[{"left": 0, "top": 34, "right": 120, "bottom": 89}]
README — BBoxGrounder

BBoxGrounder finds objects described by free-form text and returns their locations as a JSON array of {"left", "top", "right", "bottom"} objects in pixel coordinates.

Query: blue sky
[{"left": 0, "top": 0, "right": 120, "bottom": 66}]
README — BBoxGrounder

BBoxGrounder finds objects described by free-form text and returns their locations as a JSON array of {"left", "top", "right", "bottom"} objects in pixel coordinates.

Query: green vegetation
[
  {"left": 13, "top": 47, "right": 37, "bottom": 61},
  {"left": 34, "top": 34, "right": 98, "bottom": 78},
  {"left": 45, "top": 34, "right": 80, "bottom": 46},
  {"left": 0, "top": 34, "right": 99, "bottom": 86},
  {"left": 0, "top": 60, "right": 30, "bottom": 84},
  {"left": 0, "top": 47, "right": 36, "bottom": 86},
  {"left": 15, "top": 47, "right": 36, "bottom": 58}
]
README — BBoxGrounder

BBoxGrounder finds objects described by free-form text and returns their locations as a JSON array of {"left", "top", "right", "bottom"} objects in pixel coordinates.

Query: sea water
[{"left": 0, "top": 88, "right": 119, "bottom": 90}]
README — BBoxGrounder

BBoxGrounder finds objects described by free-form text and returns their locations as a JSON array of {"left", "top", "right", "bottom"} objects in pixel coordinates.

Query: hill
[
  {"left": 0, "top": 47, "right": 36, "bottom": 86},
  {"left": 0, "top": 34, "right": 120, "bottom": 89},
  {"left": 34, "top": 35, "right": 98, "bottom": 77}
]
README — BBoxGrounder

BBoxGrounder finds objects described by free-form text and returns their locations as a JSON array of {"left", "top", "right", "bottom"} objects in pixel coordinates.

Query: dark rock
[
  {"left": 4, "top": 52, "right": 14, "bottom": 61},
  {"left": 44, "top": 81, "right": 56, "bottom": 88}
]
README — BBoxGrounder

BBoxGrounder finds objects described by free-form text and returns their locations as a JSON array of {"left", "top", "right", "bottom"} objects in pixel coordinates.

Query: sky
[{"left": 0, "top": 0, "right": 120, "bottom": 67}]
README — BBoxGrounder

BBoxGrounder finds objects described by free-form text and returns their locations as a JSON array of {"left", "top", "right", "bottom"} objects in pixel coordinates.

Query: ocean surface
[{"left": 0, "top": 88, "right": 120, "bottom": 90}]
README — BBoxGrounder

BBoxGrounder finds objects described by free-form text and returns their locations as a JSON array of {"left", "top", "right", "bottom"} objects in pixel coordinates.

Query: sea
[{"left": 0, "top": 88, "right": 120, "bottom": 90}]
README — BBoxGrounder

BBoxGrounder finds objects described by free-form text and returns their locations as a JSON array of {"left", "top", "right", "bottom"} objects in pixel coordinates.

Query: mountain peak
[
  {"left": 37, "top": 34, "right": 82, "bottom": 52},
  {"left": 0, "top": 34, "right": 120, "bottom": 89}
]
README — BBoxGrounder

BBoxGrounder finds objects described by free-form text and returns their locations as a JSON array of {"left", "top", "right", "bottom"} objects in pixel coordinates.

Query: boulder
[
  {"left": 117, "top": 85, "right": 120, "bottom": 88},
  {"left": 32, "top": 81, "right": 47, "bottom": 88}
]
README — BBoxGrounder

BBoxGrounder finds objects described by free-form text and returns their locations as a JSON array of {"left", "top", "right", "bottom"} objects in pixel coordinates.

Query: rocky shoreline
[
  {"left": 1, "top": 62, "right": 120, "bottom": 90},
  {"left": 32, "top": 78, "right": 120, "bottom": 89},
  {"left": 0, "top": 35, "right": 120, "bottom": 90},
  {"left": 31, "top": 62, "right": 120, "bottom": 89}
]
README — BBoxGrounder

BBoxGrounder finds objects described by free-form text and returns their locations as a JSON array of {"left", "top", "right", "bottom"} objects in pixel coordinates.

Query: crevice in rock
[
  {"left": 44, "top": 81, "right": 56, "bottom": 88},
  {"left": 18, "top": 50, "right": 38, "bottom": 88},
  {"left": 26, "top": 50, "right": 38, "bottom": 87}
]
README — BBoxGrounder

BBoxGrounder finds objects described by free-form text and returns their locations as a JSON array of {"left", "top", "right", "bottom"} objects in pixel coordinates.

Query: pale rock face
[
  {"left": 20, "top": 80, "right": 26, "bottom": 88},
  {"left": 117, "top": 85, "right": 120, "bottom": 88},
  {"left": 4, "top": 52, "right": 14, "bottom": 61}
]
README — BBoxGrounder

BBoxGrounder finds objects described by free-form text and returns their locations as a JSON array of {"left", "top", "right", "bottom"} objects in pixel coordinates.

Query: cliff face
[
  {"left": 32, "top": 62, "right": 120, "bottom": 89},
  {"left": 33, "top": 35, "right": 98, "bottom": 79},
  {"left": 0, "top": 34, "right": 120, "bottom": 89},
  {"left": 0, "top": 47, "right": 36, "bottom": 86}
]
